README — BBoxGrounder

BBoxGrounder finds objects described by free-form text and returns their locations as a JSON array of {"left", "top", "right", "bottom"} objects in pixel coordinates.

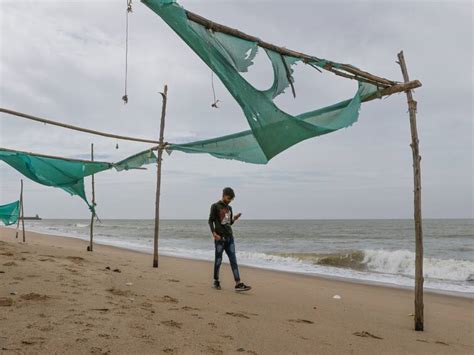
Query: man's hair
[{"left": 222, "top": 187, "right": 235, "bottom": 198}]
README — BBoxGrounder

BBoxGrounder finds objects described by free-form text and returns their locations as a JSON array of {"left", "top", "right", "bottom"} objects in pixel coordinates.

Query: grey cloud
[{"left": 0, "top": 0, "right": 472, "bottom": 219}]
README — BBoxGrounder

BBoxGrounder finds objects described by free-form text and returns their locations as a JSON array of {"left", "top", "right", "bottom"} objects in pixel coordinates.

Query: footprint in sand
[
  {"left": 20, "top": 293, "right": 50, "bottom": 301},
  {"left": 160, "top": 295, "right": 179, "bottom": 303},
  {"left": 161, "top": 320, "right": 183, "bottom": 329},
  {"left": 90, "top": 346, "right": 110, "bottom": 354},
  {"left": 225, "top": 312, "right": 250, "bottom": 319},
  {"left": 205, "top": 346, "right": 223, "bottom": 355},
  {"left": 0, "top": 297, "right": 13, "bottom": 306},
  {"left": 181, "top": 306, "right": 200, "bottom": 311},
  {"left": 288, "top": 319, "right": 314, "bottom": 324},
  {"left": 353, "top": 331, "right": 383, "bottom": 340},
  {"left": 21, "top": 337, "right": 45, "bottom": 345},
  {"left": 39, "top": 325, "right": 54, "bottom": 332},
  {"left": 106, "top": 288, "right": 133, "bottom": 297},
  {"left": 2, "top": 261, "right": 17, "bottom": 266},
  {"left": 66, "top": 256, "right": 85, "bottom": 264}
]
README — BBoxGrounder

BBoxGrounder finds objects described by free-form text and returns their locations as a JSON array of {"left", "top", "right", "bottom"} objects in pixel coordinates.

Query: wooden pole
[
  {"left": 397, "top": 50, "right": 424, "bottom": 331},
  {"left": 15, "top": 181, "right": 22, "bottom": 239},
  {"left": 88, "top": 143, "right": 96, "bottom": 252},
  {"left": 0, "top": 108, "right": 159, "bottom": 144},
  {"left": 153, "top": 84, "right": 168, "bottom": 268},
  {"left": 20, "top": 179, "right": 25, "bottom": 242},
  {"left": 185, "top": 9, "right": 396, "bottom": 87}
]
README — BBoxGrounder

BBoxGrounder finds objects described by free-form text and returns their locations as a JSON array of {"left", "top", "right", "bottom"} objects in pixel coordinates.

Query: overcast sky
[{"left": 0, "top": 0, "right": 472, "bottom": 220}]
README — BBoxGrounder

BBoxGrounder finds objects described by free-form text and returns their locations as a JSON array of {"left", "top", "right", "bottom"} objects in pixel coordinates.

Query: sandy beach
[{"left": 0, "top": 226, "right": 472, "bottom": 354}]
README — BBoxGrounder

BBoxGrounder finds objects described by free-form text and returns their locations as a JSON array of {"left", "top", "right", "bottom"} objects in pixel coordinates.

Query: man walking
[{"left": 209, "top": 187, "right": 251, "bottom": 292}]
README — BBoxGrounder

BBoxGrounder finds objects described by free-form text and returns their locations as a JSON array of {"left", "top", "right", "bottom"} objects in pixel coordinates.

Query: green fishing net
[
  {"left": 0, "top": 200, "right": 20, "bottom": 226},
  {"left": 0, "top": 148, "right": 157, "bottom": 211},
  {"left": 143, "top": 0, "right": 380, "bottom": 164}
]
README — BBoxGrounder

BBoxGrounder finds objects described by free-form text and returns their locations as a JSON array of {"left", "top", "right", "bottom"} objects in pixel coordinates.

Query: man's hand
[
  {"left": 213, "top": 232, "right": 221, "bottom": 241},
  {"left": 233, "top": 213, "right": 242, "bottom": 222}
]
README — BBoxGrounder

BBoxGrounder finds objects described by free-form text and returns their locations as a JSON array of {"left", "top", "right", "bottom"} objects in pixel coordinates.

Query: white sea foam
[
  {"left": 21, "top": 219, "right": 474, "bottom": 295},
  {"left": 362, "top": 249, "right": 474, "bottom": 282}
]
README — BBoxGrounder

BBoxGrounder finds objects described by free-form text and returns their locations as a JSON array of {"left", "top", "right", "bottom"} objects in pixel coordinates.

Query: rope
[
  {"left": 122, "top": 0, "right": 133, "bottom": 104},
  {"left": 211, "top": 71, "right": 220, "bottom": 108}
]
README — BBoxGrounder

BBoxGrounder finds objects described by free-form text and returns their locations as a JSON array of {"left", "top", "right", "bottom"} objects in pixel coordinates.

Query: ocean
[{"left": 22, "top": 219, "right": 473, "bottom": 296}]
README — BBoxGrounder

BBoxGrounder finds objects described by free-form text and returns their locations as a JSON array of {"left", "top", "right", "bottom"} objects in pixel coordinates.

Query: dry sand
[{"left": 0, "top": 226, "right": 473, "bottom": 354}]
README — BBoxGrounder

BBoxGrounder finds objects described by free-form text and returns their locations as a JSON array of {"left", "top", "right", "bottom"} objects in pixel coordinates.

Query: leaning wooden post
[
  {"left": 20, "top": 179, "right": 25, "bottom": 242},
  {"left": 153, "top": 84, "right": 168, "bottom": 268},
  {"left": 88, "top": 143, "right": 96, "bottom": 252},
  {"left": 397, "top": 50, "right": 424, "bottom": 331}
]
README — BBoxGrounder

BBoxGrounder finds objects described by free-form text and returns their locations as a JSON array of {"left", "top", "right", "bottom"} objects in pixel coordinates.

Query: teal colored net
[
  {"left": 143, "top": 0, "right": 380, "bottom": 164},
  {"left": 0, "top": 148, "right": 157, "bottom": 211},
  {"left": 0, "top": 200, "right": 20, "bottom": 226}
]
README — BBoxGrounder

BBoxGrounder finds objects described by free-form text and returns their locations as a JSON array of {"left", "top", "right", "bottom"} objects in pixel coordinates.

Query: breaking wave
[{"left": 275, "top": 250, "right": 474, "bottom": 282}]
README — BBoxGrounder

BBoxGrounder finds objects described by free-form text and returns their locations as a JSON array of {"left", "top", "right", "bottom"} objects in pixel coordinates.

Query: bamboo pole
[
  {"left": 153, "top": 84, "right": 168, "bottom": 268},
  {"left": 0, "top": 108, "right": 159, "bottom": 144},
  {"left": 20, "top": 179, "right": 25, "bottom": 242},
  {"left": 88, "top": 143, "right": 96, "bottom": 252},
  {"left": 397, "top": 50, "right": 424, "bottom": 331}
]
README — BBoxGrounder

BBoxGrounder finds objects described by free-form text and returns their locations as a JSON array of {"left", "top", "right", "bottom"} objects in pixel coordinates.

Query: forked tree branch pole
[
  {"left": 153, "top": 84, "right": 168, "bottom": 268},
  {"left": 397, "top": 50, "right": 424, "bottom": 331}
]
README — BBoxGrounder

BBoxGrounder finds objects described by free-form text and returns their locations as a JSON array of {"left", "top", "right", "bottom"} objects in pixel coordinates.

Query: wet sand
[{"left": 0, "top": 226, "right": 473, "bottom": 354}]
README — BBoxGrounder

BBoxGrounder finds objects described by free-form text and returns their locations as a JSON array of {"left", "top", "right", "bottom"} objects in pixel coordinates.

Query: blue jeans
[{"left": 214, "top": 237, "right": 240, "bottom": 282}]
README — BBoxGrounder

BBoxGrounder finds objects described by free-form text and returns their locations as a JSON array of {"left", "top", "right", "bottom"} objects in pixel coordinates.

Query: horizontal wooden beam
[
  {"left": 0, "top": 108, "right": 159, "bottom": 144},
  {"left": 185, "top": 10, "right": 397, "bottom": 87},
  {"left": 363, "top": 80, "right": 422, "bottom": 103}
]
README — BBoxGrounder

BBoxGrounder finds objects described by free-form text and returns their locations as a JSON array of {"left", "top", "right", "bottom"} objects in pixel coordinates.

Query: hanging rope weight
[{"left": 122, "top": 0, "right": 133, "bottom": 104}]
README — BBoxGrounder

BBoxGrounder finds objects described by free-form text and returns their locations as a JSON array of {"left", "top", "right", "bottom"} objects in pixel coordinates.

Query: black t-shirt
[{"left": 208, "top": 201, "right": 233, "bottom": 237}]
